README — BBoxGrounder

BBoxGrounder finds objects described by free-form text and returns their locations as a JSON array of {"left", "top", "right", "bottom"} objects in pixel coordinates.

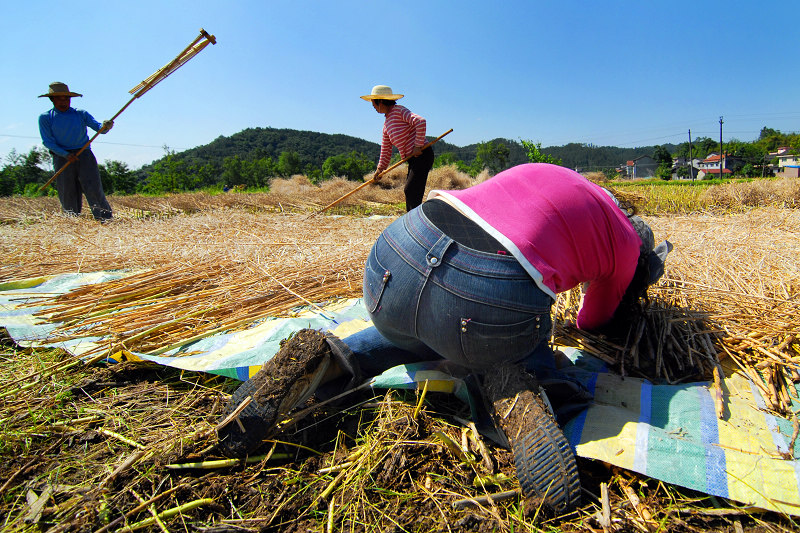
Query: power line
[{"left": 0, "top": 134, "right": 181, "bottom": 150}]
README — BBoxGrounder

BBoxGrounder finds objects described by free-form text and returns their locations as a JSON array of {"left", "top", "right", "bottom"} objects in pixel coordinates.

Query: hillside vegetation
[{"left": 2, "top": 125, "right": 797, "bottom": 207}]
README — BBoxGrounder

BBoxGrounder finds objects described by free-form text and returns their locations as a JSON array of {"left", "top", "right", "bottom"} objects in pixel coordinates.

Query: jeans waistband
[{"left": 398, "top": 205, "right": 531, "bottom": 279}]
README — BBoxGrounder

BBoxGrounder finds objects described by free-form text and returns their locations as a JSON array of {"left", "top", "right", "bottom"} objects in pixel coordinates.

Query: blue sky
[{"left": 2, "top": 0, "right": 798, "bottom": 169}]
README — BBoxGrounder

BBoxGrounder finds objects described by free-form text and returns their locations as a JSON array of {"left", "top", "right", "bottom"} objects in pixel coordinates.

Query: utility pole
[
  {"left": 719, "top": 116, "right": 724, "bottom": 178},
  {"left": 688, "top": 129, "right": 694, "bottom": 181}
]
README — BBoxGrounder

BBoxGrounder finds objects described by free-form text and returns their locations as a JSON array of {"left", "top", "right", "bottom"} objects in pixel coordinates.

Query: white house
[{"left": 772, "top": 147, "right": 799, "bottom": 178}]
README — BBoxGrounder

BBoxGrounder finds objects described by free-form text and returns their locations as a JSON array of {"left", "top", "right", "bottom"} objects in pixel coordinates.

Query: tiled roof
[{"left": 701, "top": 168, "right": 732, "bottom": 175}]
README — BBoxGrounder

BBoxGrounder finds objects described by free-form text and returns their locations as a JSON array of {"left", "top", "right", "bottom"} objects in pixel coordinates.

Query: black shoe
[
  {"left": 217, "top": 328, "right": 333, "bottom": 458},
  {"left": 482, "top": 364, "right": 581, "bottom": 514}
]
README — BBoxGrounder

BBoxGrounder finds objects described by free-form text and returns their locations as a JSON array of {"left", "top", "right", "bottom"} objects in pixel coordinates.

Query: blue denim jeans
[{"left": 360, "top": 205, "right": 554, "bottom": 373}]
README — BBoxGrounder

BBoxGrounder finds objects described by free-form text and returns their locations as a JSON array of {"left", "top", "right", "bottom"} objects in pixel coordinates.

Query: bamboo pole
[{"left": 39, "top": 29, "right": 216, "bottom": 191}]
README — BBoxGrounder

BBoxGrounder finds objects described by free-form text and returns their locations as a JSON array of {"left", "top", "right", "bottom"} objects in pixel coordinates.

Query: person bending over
[{"left": 218, "top": 163, "right": 672, "bottom": 514}]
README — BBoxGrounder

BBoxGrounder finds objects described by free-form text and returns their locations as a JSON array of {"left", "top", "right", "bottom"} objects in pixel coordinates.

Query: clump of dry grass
[
  {"left": 264, "top": 174, "right": 310, "bottom": 195},
  {"left": 2, "top": 188, "right": 798, "bottom": 405},
  {"left": 702, "top": 177, "right": 800, "bottom": 209},
  {"left": 427, "top": 164, "right": 475, "bottom": 190},
  {"left": 0, "top": 209, "right": 388, "bottom": 281},
  {"left": 474, "top": 168, "right": 493, "bottom": 184},
  {"left": 26, "top": 256, "right": 368, "bottom": 356},
  {"left": 312, "top": 164, "right": 476, "bottom": 208},
  {"left": 582, "top": 171, "right": 608, "bottom": 184},
  {"left": 0, "top": 195, "right": 62, "bottom": 223}
]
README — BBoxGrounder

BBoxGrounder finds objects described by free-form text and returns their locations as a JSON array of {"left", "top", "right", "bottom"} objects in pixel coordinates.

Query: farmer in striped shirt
[{"left": 361, "top": 85, "right": 434, "bottom": 211}]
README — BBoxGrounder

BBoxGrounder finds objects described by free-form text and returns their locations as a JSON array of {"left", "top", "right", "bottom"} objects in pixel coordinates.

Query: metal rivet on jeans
[{"left": 382, "top": 270, "right": 391, "bottom": 283}]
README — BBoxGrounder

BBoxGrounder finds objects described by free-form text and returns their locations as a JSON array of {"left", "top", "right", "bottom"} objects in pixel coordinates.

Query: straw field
[{"left": 0, "top": 166, "right": 798, "bottom": 531}]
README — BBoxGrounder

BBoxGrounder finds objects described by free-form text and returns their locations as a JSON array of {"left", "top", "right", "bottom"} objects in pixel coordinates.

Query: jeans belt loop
[{"left": 426, "top": 233, "right": 453, "bottom": 268}]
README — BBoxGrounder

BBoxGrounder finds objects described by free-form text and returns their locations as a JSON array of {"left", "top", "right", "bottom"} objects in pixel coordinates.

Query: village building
[
  {"left": 696, "top": 152, "right": 743, "bottom": 179},
  {"left": 770, "top": 147, "right": 800, "bottom": 178},
  {"left": 621, "top": 155, "right": 658, "bottom": 178}
]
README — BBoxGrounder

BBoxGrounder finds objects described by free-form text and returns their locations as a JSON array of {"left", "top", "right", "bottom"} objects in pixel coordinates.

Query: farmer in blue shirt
[{"left": 38, "top": 82, "right": 114, "bottom": 221}]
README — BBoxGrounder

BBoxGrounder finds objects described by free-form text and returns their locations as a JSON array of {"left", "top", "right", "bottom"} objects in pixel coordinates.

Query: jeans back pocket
[
  {"left": 363, "top": 246, "right": 391, "bottom": 314},
  {"left": 458, "top": 312, "right": 551, "bottom": 370}
]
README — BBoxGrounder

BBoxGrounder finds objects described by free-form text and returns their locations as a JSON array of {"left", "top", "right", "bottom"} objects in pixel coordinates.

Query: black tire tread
[
  {"left": 482, "top": 364, "right": 581, "bottom": 514},
  {"left": 512, "top": 406, "right": 581, "bottom": 513}
]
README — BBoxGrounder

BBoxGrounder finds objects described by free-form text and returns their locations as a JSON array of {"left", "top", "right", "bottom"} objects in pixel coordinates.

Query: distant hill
[
  {"left": 175, "top": 127, "right": 380, "bottom": 168},
  {"left": 152, "top": 126, "right": 666, "bottom": 173},
  {"left": 543, "top": 143, "right": 677, "bottom": 171}
]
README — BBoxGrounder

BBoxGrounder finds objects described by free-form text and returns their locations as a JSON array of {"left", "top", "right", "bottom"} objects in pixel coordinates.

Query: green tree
[
  {"left": 0, "top": 150, "right": 24, "bottom": 196},
  {"left": 0, "top": 147, "right": 51, "bottom": 196},
  {"left": 697, "top": 137, "right": 719, "bottom": 157},
  {"left": 143, "top": 146, "right": 198, "bottom": 193},
  {"left": 653, "top": 145, "right": 672, "bottom": 167},
  {"left": 652, "top": 145, "right": 673, "bottom": 181},
  {"left": 675, "top": 166, "right": 694, "bottom": 179},
  {"left": 304, "top": 163, "right": 322, "bottom": 184},
  {"left": 193, "top": 163, "right": 222, "bottom": 188},
  {"left": 756, "top": 127, "right": 785, "bottom": 152},
  {"left": 656, "top": 164, "right": 672, "bottom": 180},
  {"left": 726, "top": 141, "right": 766, "bottom": 176},
  {"left": 740, "top": 163, "right": 756, "bottom": 177},
  {"left": 321, "top": 151, "right": 373, "bottom": 181},
  {"left": 100, "top": 160, "right": 137, "bottom": 194},
  {"left": 520, "top": 140, "right": 563, "bottom": 166},
  {"left": 475, "top": 140, "right": 510, "bottom": 175},
  {"left": 221, "top": 155, "right": 245, "bottom": 187},
  {"left": 454, "top": 160, "right": 477, "bottom": 176},
  {"left": 675, "top": 137, "right": 717, "bottom": 160},
  {"left": 433, "top": 152, "right": 458, "bottom": 168},
  {"left": 248, "top": 157, "right": 278, "bottom": 187},
  {"left": 277, "top": 151, "right": 303, "bottom": 177}
]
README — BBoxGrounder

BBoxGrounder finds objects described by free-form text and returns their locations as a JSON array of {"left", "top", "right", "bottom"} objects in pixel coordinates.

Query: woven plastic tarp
[{"left": 2, "top": 272, "right": 799, "bottom": 515}]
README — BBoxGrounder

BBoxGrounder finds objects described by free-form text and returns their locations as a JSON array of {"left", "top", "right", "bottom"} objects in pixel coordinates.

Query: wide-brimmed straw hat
[
  {"left": 39, "top": 82, "right": 82, "bottom": 98},
  {"left": 360, "top": 85, "right": 404, "bottom": 101}
]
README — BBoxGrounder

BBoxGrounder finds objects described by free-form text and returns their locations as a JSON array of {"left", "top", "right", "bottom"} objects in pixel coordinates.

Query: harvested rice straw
[
  {"left": 2, "top": 202, "right": 798, "bottom": 410},
  {"left": 121, "top": 498, "right": 215, "bottom": 532},
  {"left": 712, "top": 365, "right": 725, "bottom": 418},
  {"left": 622, "top": 483, "right": 655, "bottom": 524},
  {"left": 31, "top": 258, "right": 367, "bottom": 353}
]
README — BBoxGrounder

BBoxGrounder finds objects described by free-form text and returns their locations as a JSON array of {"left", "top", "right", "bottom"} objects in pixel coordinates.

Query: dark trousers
[
  {"left": 52, "top": 150, "right": 113, "bottom": 220},
  {"left": 404, "top": 146, "right": 434, "bottom": 212}
]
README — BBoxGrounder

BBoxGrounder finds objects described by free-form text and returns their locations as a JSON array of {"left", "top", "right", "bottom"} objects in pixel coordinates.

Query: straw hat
[
  {"left": 39, "top": 82, "right": 82, "bottom": 98},
  {"left": 360, "top": 85, "right": 404, "bottom": 101}
]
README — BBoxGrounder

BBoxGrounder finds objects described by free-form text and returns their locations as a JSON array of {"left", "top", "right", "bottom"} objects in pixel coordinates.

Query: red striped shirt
[{"left": 378, "top": 104, "right": 427, "bottom": 170}]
